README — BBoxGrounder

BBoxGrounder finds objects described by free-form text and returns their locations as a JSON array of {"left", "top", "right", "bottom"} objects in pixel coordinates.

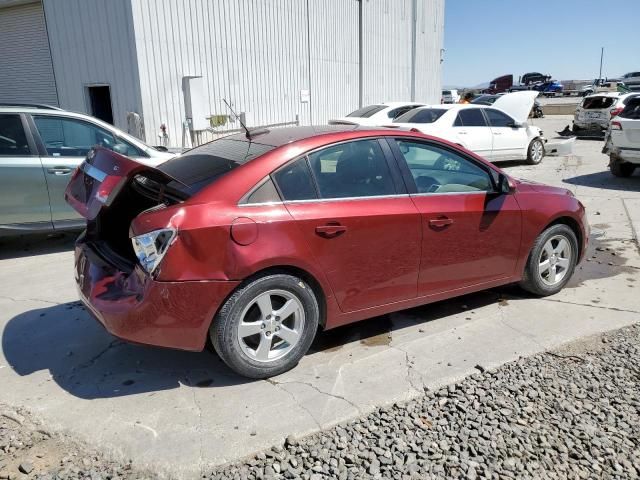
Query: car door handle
[
  {"left": 429, "top": 217, "right": 454, "bottom": 228},
  {"left": 493, "top": 132, "right": 503, "bottom": 135},
  {"left": 458, "top": 131, "right": 468, "bottom": 135},
  {"left": 47, "top": 167, "right": 72, "bottom": 175},
  {"left": 315, "top": 224, "right": 347, "bottom": 238}
]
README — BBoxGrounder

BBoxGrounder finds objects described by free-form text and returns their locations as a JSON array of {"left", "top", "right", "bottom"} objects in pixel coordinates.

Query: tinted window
[
  {"left": 387, "top": 106, "right": 419, "bottom": 119},
  {"left": 0, "top": 114, "right": 30, "bottom": 156},
  {"left": 582, "top": 96, "right": 616, "bottom": 109},
  {"left": 307, "top": 139, "right": 395, "bottom": 199},
  {"left": 620, "top": 98, "right": 640, "bottom": 119},
  {"left": 454, "top": 109, "right": 487, "bottom": 127},
  {"left": 34, "top": 116, "right": 121, "bottom": 157},
  {"left": 395, "top": 140, "right": 492, "bottom": 194},
  {"left": 244, "top": 178, "right": 281, "bottom": 204},
  {"left": 273, "top": 158, "right": 317, "bottom": 201},
  {"left": 346, "top": 105, "right": 386, "bottom": 118},
  {"left": 159, "top": 139, "right": 274, "bottom": 192},
  {"left": 395, "top": 108, "right": 446, "bottom": 124},
  {"left": 484, "top": 108, "right": 514, "bottom": 127}
]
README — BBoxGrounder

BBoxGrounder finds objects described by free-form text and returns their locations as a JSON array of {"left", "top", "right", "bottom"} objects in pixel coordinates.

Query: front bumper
[{"left": 75, "top": 240, "right": 239, "bottom": 351}]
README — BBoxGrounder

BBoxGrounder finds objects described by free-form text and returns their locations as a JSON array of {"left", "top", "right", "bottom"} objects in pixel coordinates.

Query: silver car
[
  {"left": 573, "top": 93, "right": 640, "bottom": 134},
  {"left": 0, "top": 104, "right": 173, "bottom": 236}
]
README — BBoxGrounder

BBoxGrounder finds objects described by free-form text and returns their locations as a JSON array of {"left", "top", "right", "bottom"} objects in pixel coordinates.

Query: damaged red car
[{"left": 66, "top": 126, "right": 588, "bottom": 378}]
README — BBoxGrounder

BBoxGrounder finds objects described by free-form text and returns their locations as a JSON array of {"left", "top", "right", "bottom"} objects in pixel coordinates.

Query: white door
[
  {"left": 451, "top": 108, "right": 493, "bottom": 159},
  {"left": 483, "top": 108, "right": 528, "bottom": 160}
]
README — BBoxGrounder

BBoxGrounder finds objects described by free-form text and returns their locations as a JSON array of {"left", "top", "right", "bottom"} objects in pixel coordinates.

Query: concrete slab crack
[
  {"left": 68, "top": 340, "right": 123, "bottom": 375},
  {"left": 0, "top": 295, "right": 63, "bottom": 306},
  {"left": 539, "top": 297, "right": 640, "bottom": 314},
  {"left": 265, "top": 379, "right": 322, "bottom": 429},
  {"left": 268, "top": 379, "right": 362, "bottom": 416},
  {"left": 388, "top": 346, "right": 426, "bottom": 395},
  {"left": 186, "top": 379, "right": 205, "bottom": 478}
]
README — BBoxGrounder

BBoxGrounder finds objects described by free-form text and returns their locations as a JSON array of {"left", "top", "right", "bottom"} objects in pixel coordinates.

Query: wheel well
[
  {"left": 244, "top": 265, "right": 328, "bottom": 329},
  {"left": 547, "top": 216, "right": 583, "bottom": 258}
]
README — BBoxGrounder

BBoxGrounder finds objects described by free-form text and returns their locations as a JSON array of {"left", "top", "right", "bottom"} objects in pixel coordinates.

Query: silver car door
[{"left": 0, "top": 113, "right": 52, "bottom": 230}]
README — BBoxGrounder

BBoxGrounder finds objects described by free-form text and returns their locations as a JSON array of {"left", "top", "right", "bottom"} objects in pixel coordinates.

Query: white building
[{"left": 0, "top": 0, "right": 444, "bottom": 147}]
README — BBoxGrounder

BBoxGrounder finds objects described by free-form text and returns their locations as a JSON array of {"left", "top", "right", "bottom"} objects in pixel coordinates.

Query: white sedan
[
  {"left": 328, "top": 102, "right": 425, "bottom": 126},
  {"left": 390, "top": 91, "right": 546, "bottom": 164}
]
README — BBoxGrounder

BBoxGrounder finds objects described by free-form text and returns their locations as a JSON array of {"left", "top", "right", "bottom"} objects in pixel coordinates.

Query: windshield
[
  {"left": 158, "top": 138, "right": 274, "bottom": 194},
  {"left": 346, "top": 105, "right": 386, "bottom": 118},
  {"left": 394, "top": 108, "right": 447, "bottom": 124}
]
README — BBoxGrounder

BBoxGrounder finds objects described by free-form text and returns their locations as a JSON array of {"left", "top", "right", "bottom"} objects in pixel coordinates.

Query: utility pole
[
  {"left": 410, "top": 0, "right": 417, "bottom": 101},
  {"left": 358, "top": 0, "right": 363, "bottom": 108},
  {"left": 598, "top": 47, "right": 604, "bottom": 82}
]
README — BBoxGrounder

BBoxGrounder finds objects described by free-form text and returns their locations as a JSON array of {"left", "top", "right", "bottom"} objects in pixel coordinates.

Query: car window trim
[
  {"left": 0, "top": 113, "right": 39, "bottom": 157},
  {"left": 482, "top": 108, "right": 514, "bottom": 128},
  {"left": 238, "top": 176, "right": 284, "bottom": 206},
  {"left": 387, "top": 137, "right": 500, "bottom": 194},
  {"left": 456, "top": 108, "right": 488, "bottom": 128}
]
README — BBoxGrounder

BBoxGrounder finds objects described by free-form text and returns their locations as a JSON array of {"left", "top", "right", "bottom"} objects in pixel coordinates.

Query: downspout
[
  {"left": 306, "top": 0, "right": 313, "bottom": 124},
  {"left": 358, "top": 0, "right": 363, "bottom": 108},
  {"left": 410, "top": 0, "right": 417, "bottom": 101}
]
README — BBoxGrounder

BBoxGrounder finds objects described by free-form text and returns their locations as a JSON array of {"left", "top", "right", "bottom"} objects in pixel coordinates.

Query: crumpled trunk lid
[{"left": 65, "top": 147, "right": 183, "bottom": 221}]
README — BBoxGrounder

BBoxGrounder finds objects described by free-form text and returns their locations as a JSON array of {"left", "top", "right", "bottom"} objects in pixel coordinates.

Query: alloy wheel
[
  {"left": 531, "top": 140, "right": 544, "bottom": 163},
  {"left": 236, "top": 289, "right": 305, "bottom": 363},
  {"left": 538, "top": 235, "right": 572, "bottom": 286}
]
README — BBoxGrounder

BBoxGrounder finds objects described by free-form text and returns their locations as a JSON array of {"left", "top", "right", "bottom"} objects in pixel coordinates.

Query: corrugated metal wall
[
  {"left": 130, "top": 0, "right": 443, "bottom": 146},
  {"left": 42, "top": 0, "right": 142, "bottom": 132},
  {"left": 0, "top": 1, "right": 58, "bottom": 105}
]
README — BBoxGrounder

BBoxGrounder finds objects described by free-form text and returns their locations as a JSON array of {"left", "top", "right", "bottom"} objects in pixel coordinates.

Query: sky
[{"left": 443, "top": 0, "right": 640, "bottom": 88}]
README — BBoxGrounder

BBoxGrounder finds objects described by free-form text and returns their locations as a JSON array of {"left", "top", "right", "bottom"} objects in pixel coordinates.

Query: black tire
[
  {"left": 519, "top": 224, "right": 578, "bottom": 297},
  {"left": 211, "top": 273, "right": 320, "bottom": 379},
  {"left": 610, "top": 155, "right": 635, "bottom": 177},
  {"left": 526, "top": 138, "right": 545, "bottom": 165}
]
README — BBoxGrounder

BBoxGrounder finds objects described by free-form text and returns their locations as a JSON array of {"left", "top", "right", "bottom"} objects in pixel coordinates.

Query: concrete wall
[{"left": 42, "top": 0, "right": 143, "bottom": 132}]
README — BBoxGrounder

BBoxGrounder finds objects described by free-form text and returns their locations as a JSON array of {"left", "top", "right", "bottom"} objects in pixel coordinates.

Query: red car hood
[{"left": 515, "top": 178, "right": 573, "bottom": 196}]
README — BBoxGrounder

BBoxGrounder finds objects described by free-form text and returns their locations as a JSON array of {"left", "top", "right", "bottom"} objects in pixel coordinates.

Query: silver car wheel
[
  {"left": 531, "top": 140, "right": 544, "bottom": 162},
  {"left": 538, "top": 235, "right": 572, "bottom": 286},
  {"left": 237, "top": 289, "right": 305, "bottom": 363}
]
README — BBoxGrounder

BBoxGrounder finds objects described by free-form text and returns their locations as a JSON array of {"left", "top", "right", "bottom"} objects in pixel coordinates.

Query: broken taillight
[
  {"left": 611, "top": 121, "right": 622, "bottom": 130},
  {"left": 610, "top": 107, "right": 623, "bottom": 118}
]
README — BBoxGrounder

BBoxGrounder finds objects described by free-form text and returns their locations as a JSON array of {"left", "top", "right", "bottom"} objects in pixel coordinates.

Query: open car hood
[{"left": 492, "top": 91, "right": 538, "bottom": 124}]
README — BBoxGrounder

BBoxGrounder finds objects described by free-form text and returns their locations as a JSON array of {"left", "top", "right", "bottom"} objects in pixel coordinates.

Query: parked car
[
  {"left": 604, "top": 96, "right": 640, "bottom": 177},
  {"left": 521, "top": 72, "right": 551, "bottom": 85},
  {"left": 580, "top": 79, "right": 624, "bottom": 97},
  {"left": 0, "top": 104, "right": 174, "bottom": 236},
  {"left": 620, "top": 71, "right": 640, "bottom": 88},
  {"left": 533, "top": 80, "right": 563, "bottom": 96},
  {"left": 441, "top": 89, "right": 460, "bottom": 104},
  {"left": 573, "top": 92, "right": 640, "bottom": 134},
  {"left": 390, "top": 91, "right": 546, "bottom": 164},
  {"left": 66, "top": 125, "right": 588, "bottom": 378},
  {"left": 328, "top": 102, "right": 424, "bottom": 126},
  {"left": 470, "top": 94, "right": 499, "bottom": 105}
]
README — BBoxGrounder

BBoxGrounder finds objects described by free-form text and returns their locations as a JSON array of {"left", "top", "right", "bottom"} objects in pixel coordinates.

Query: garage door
[{"left": 0, "top": 2, "right": 58, "bottom": 106}]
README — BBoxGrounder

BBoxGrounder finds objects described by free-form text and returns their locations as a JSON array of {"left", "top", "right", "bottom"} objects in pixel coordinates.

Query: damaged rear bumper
[{"left": 74, "top": 238, "right": 239, "bottom": 351}]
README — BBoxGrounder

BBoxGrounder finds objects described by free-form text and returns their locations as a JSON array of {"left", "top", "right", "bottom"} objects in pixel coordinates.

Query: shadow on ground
[
  {"left": 0, "top": 232, "right": 78, "bottom": 260},
  {"left": 563, "top": 170, "right": 640, "bottom": 191},
  {"left": 2, "top": 233, "right": 627, "bottom": 400}
]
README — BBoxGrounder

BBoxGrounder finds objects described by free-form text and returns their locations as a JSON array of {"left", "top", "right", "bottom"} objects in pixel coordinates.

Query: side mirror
[
  {"left": 508, "top": 121, "right": 524, "bottom": 128},
  {"left": 112, "top": 143, "right": 129, "bottom": 155},
  {"left": 499, "top": 174, "right": 516, "bottom": 194}
]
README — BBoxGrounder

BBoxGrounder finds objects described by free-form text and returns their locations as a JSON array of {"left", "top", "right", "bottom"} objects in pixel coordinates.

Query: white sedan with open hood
[
  {"left": 328, "top": 102, "right": 425, "bottom": 126},
  {"left": 390, "top": 91, "right": 546, "bottom": 164}
]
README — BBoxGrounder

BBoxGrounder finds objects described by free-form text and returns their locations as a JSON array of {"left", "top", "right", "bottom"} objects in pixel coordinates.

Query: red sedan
[{"left": 66, "top": 126, "right": 588, "bottom": 378}]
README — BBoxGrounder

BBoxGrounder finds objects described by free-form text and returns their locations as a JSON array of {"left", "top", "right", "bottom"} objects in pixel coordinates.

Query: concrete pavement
[{"left": 1, "top": 116, "right": 639, "bottom": 478}]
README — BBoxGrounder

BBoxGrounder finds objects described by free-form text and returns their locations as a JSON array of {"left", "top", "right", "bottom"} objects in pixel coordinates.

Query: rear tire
[
  {"left": 519, "top": 224, "right": 578, "bottom": 297},
  {"left": 211, "top": 273, "right": 319, "bottom": 379},
  {"left": 526, "top": 138, "right": 545, "bottom": 165},
  {"left": 610, "top": 155, "right": 635, "bottom": 177}
]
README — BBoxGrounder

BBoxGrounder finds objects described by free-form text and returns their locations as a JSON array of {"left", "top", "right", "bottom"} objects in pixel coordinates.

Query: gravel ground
[{"left": 2, "top": 324, "right": 640, "bottom": 480}]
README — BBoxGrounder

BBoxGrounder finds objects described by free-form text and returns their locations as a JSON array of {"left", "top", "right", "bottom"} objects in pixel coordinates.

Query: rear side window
[
  {"left": 243, "top": 178, "right": 281, "bottom": 204},
  {"left": 0, "top": 114, "right": 31, "bottom": 156},
  {"left": 454, "top": 109, "right": 488, "bottom": 127},
  {"left": 484, "top": 108, "right": 514, "bottom": 127},
  {"left": 346, "top": 105, "right": 386, "bottom": 118},
  {"left": 582, "top": 96, "right": 616, "bottom": 109},
  {"left": 159, "top": 139, "right": 274, "bottom": 193},
  {"left": 620, "top": 99, "right": 640, "bottom": 120},
  {"left": 395, "top": 108, "right": 446, "bottom": 124},
  {"left": 387, "top": 106, "right": 419, "bottom": 119},
  {"left": 307, "top": 139, "right": 396, "bottom": 199},
  {"left": 273, "top": 158, "right": 317, "bottom": 201}
]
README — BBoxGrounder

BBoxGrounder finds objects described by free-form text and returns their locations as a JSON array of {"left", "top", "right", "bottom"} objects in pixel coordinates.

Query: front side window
[
  {"left": 0, "top": 114, "right": 31, "bottom": 156},
  {"left": 395, "top": 140, "right": 493, "bottom": 194},
  {"left": 484, "top": 108, "right": 514, "bottom": 127},
  {"left": 453, "top": 108, "right": 488, "bottom": 127},
  {"left": 307, "top": 139, "right": 396, "bottom": 199}
]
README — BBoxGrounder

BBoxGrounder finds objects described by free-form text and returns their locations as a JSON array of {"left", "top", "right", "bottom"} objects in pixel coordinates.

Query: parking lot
[{"left": 1, "top": 115, "right": 640, "bottom": 478}]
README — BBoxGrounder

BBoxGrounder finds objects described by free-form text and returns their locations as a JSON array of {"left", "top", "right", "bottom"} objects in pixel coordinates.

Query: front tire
[
  {"left": 519, "top": 224, "right": 578, "bottom": 296},
  {"left": 211, "top": 274, "right": 320, "bottom": 379},
  {"left": 526, "top": 138, "right": 545, "bottom": 165},
  {"left": 610, "top": 155, "right": 635, "bottom": 177}
]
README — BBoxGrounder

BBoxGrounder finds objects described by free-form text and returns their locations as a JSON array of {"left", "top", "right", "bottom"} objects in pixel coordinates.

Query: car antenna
[{"left": 223, "top": 98, "right": 252, "bottom": 140}]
